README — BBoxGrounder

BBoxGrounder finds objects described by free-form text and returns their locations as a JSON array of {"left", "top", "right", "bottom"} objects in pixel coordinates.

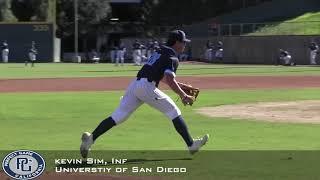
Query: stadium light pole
[{"left": 74, "top": 0, "right": 79, "bottom": 62}]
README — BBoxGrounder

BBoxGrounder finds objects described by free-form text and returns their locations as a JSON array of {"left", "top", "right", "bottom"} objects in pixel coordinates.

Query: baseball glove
[{"left": 179, "top": 83, "right": 200, "bottom": 106}]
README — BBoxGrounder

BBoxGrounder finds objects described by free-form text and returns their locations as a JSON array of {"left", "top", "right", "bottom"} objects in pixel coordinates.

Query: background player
[
  {"left": 116, "top": 41, "right": 126, "bottom": 66},
  {"left": 278, "top": 48, "right": 295, "bottom": 66},
  {"left": 1, "top": 40, "right": 9, "bottom": 63},
  {"left": 309, "top": 42, "right": 318, "bottom": 65},
  {"left": 110, "top": 42, "right": 117, "bottom": 64},
  {"left": 205, "top": 40, "right": 213, "bottom": 61},
  {"left": 26, "top": 41, "right": 37, "bottom": 67},
  {"left": 146, "top": 39, "right": 154, "bottom": 59},
  {"left": 132, "top": 39, "right": 142, "bottom": 65},
  {"left": 80, "top": 30, "right": 209, "bottom": 158},
  {"left": 215, "top": 41, "right": 223, "bottom": 61}
]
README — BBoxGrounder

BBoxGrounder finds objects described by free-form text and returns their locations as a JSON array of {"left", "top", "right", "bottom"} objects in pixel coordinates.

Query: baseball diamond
[
  {"left": 1, "top": 1, "right": 320, "bottom": 179},
  {"left": 1, "top": 63, "right": 320, "bottom": 180}
]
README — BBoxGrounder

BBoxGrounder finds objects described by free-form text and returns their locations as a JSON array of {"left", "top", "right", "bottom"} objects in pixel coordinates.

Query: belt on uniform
[{"left": 137, "top": 77, "right": 156, "bottom": 84}]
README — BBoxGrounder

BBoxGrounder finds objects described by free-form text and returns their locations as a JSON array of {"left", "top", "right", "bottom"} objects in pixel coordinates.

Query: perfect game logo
[{"left": 2, "top": 150, "right": 46, "bottom": 180}]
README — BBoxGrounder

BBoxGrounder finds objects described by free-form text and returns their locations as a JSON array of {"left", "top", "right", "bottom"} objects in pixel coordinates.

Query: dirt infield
[
  {"left": 1, "top": 76, "right": 320, "bottom": 93},
  {"left": 197, "top": 100, "right": 320, "bottom": 124}
]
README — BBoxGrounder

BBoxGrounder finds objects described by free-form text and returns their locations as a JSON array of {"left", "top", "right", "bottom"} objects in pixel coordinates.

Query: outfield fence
[{"left": 0, "top": 23, "right": 54, "bottom": 63}]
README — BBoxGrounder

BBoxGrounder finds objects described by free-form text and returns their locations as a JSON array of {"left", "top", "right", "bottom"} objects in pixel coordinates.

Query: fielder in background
[
  {"left": 26, "top": 41, "right": 37, "bottom": 67},
  {"left": 132, "top": 39, "right": 142, "bottom": 65},
  {"left": 140, "top": 43, "right": 148, "bottom": 64},
  {"left": 110, "top": 43, "right": 117, "bottom": 64},
  {"left": 154, "top": 39, "right": 160, "bottom": 51},
  {"left": 90, "top": 49, "right": 100, "bottom": 63},
  {"left": 309, "top": 42, "right": 318, "bottom": 65},
  {"left": 278, "top": 49, "right": 296, "bottom": 66},
  {"left": 80, "top": 30, "right": 209, "bottom": 158},
  {"left": 115, "top": 41, "right": 126, "bottom": 66},
  {"left": 205, "top": 40, "right": 213, "bottom": 61},
  {"left": 146, "top": 38, "right": 160, "bottom": 59},
  {"left": 146, "top": 39, "right": 154, "bottom": 59},
  {"left": 1, "top": 40, "right": 9, "bottom": 63},
  {"left": 215, "top": 41, "right": 223, "bottom": 61}
]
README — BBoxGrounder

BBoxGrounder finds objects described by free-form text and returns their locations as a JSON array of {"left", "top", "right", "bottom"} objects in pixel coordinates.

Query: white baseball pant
[
  {"left": 2, "top": 49, "right": 9, "bottom": 63},
  {"left": 116, "top": 49, "right": 125, "bottom": 65},
  {"left": 310, "top": 50, "right": 317, "bottom": 65},
  {"left": 111, "top": 78, "right": 181, "bottom": 124},
  {"left": 133, "top": 49, "right": 142, "bottom": 65}
]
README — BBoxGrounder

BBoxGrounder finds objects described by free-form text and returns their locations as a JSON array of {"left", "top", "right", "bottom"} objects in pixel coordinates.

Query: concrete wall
[{"left": 191, "top": 35, "right": 320, "bottom": 64}]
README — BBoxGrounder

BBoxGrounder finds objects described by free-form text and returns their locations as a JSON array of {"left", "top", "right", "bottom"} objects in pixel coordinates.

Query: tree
[
  {"left": 0, "top": 0, "right": 5, "bottom": 21},
  {"left": 0, "top": 0, "right": 17, "bottom": 21},
  {"left": 56, "top": 0, "right": 111, "bottom": 55},
  {"left": 56, "top": 0, "right": 111, "bottom": 38},
  {"left": 10, "top": 0, "right": 48, "bottom": 21}
]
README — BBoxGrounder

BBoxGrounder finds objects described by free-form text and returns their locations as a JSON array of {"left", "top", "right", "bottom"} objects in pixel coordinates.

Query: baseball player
[
  {"left": 146, "top": 39, "right": 154, "bottom": 59},
  {"left": 110, "top": 43, "right": 117, "bottom": 64},
  {"left": 115, "top": 42, "right": 126, "bottom": 66},
  {"left": 278, "top": 49, "right": 295, "bottom": 66},
  {"left": 205, "top": 40, "right": 213, "bottom": 61},
  {"left": 80, "top": 30, "right": 209, "bottom": 158},
  {"left": 1, "top": 40, "right": 9, "bottom": 63},
  {"left": 26, "top": 41, "right": 37, "bottom": 67},
  {"left": 309, "top": 42, "right": 318, "bottom": 65},
  {"left": 140, "top": 43, "right": 148, "bottom": 64},
  {"left": 215, "top": 41, "right": 223, "bottom": 61},
  {"left": 154, "top": 39, "right": 160, "bottom": 51},
  {"left": 91, "top": 49, "right": 100, "bottom": 63},
  {"left": 132, "top": 39, "right": 142, "bottom": 65}
]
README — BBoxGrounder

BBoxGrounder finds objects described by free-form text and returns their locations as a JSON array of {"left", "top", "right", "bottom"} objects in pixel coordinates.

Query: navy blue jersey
[{"left": 137, "top": 46, "right": 179, "bottom": 87}]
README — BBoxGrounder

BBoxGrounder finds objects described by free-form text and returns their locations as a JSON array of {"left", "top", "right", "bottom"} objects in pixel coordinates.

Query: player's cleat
[
  {"left": 80, "top": 132, "right": 93, "bottom": 159},
  {"left": 188, "top": 134, "right": 209, "bottom": 155}
]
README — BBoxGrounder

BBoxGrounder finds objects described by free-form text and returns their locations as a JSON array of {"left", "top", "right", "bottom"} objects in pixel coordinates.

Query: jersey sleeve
[{"left": 164, "top": 56, "right": 179, "bottom": 77}]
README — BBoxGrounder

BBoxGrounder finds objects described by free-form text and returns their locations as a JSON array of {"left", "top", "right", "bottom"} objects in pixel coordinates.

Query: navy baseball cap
[{"left": 168, "top": 30, "right": 191, "bottom": 43}]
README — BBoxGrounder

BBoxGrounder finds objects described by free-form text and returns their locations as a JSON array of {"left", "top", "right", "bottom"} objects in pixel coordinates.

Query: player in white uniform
[
  {"left": 309, "top": 42, "right": 318, "bottom": 65},
  {"left": 1, "top": 40, "right": 9, "bottom": 63},
  {"left": 116, "top": 42, "right": 126, "bottom": 66},
  {"left": 278, "top": 49, "right": 295, "bottom": 66},
  {"left": 215, "top": 41, "right": 223, "bottom": 61},
  {"left": 110, "top": 44, "right": 117, "bottom": 64},
  {"left": 146, "top": 39, "right": 154, "bottom": 59},
  {"left": 26, "top": 41, "right": 37, "bottom": 67},
  {"left": 205, "top": 40, "right": 213, "bottom": 61},
  {"left": 132, "top": 39, "right": 142, "bottom": 65},
  {"left": 80, "top": 30, "right": 209, "bottom": 158}
]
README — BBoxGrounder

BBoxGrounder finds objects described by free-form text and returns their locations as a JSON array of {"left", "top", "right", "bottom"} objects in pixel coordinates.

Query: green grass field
[
  {"left": 1, "top": 89, "right": 320, "bottom": 150},
  {"left": 1, "top": 63, "right": 320, "bottom": 179},
  {"left": 1, "top": 63, "right": 320, "bottom": 79}
]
